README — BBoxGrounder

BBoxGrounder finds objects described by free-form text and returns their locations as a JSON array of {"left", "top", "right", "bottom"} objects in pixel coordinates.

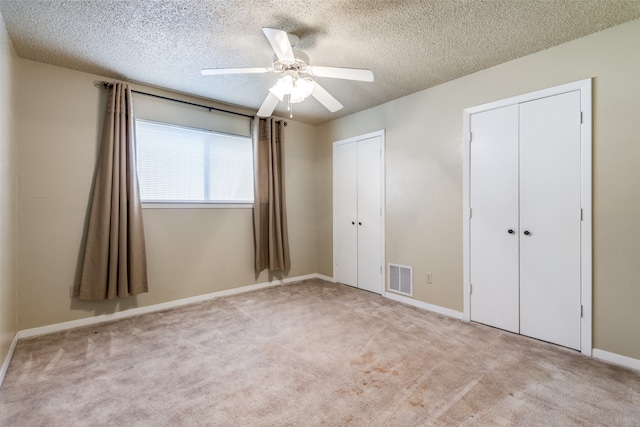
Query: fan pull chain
[{"left": 287, "top": 94, "right": 293, "bottom": 118}]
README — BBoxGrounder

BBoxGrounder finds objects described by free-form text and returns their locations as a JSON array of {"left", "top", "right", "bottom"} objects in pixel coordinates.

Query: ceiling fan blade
[
  {"left": 257, "top": 93, "right": 280, "bottom": 117},
  {"left": 311, "top": 80, "right": 344, "bottom": 113},
  {"left": 262, "top": 28, "right": 295, "bottom": 62},
  {"left": 308, "top": 66, "right": 374, "bottom": 82},
  {"left": 201, "top": 67, "right": 271, "bottom": 75}
]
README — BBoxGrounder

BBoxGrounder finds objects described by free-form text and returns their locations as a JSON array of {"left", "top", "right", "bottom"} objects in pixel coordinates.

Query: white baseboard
[
  {"left": 0, "top": 332, "right": 19, "bottom": 388},
  {"left": 384, "top": 291, "right": 464, "bottom": 320},
  {"left": 18, "top": 273, "right": 319, "bottom": 340},
  {"left": 592, "top": 348, "right": 640, "bottom": 372}
]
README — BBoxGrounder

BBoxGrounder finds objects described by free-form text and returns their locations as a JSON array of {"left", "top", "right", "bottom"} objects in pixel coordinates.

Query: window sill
[{"left": 142, "top": 202, "right": 253, "bottom": 209}]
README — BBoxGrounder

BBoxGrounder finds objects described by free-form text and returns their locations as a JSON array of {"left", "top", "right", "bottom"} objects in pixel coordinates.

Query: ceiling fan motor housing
[{"left": 273, "top": 49, "right": 310, "bottom": 70}]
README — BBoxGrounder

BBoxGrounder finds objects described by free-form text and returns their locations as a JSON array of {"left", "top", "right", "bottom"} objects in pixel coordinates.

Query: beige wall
[
  {"left": 16, "top": 59, "right": 317, "bottom": 330},
  {"left": 0, "top": 13, "right": 17, "bottom": 367},
  {"left": 317, "top": 19, "right": 640, "bottom": 360}
]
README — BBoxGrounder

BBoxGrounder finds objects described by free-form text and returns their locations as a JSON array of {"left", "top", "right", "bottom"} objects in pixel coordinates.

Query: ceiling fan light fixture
[
  {"left": 268, "top": 74, "right": 294, "bottom": 101},
  {"left": 269, "top": 75, "right": 314, "bottom": 104},
  {"left": 289, "top": 77, "right": 314, "bottom": 104}
]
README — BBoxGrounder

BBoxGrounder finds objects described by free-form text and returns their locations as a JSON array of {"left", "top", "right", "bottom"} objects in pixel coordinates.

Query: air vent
[{"left": 388, "top": 264, "right": 413, "bottom": 297}]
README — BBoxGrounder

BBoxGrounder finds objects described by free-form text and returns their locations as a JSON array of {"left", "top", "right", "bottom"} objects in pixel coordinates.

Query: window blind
[{"left": 135, "top": 120, "right": 254, "bottom": 203}]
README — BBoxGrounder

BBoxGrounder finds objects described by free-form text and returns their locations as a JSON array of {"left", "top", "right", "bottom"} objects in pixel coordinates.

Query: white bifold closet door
[
  {"left": 519, "top": 92, "right": 581, "bottom": 350},
  {"left": 469, "top": 90, "right": 582, "bottom": 350},
  {"left": 335, "top": 135, "right": 382, "bottom": 294},
  {"left": 469, "top": 105, "right": 520, "bottom": 333},
  {"left": 335, "top": 142, "right": 359, "bottom": 288}
]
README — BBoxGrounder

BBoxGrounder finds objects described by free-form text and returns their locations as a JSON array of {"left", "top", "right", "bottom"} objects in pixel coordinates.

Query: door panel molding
[{"left": 462, "top": 79, "right": 592, "bottom": 355}]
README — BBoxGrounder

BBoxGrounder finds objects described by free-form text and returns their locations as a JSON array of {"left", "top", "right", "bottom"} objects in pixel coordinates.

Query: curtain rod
[{"left": 95, "top": 81, "right": 288, "bottom": 126}]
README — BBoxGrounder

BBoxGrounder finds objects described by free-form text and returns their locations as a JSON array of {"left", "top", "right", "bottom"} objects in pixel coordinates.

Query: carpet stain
[
  {"left": 352, "top": 351, "right": 375, "bottom": 366},
  {"left": 337, "top": 386, "right": 364, "bottom": 396},
  {"left": 409, "top": 396, "right": 426, "bottom": 408}
]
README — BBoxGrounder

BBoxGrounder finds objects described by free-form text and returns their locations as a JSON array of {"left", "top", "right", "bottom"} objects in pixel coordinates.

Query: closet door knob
[
  {"left": 524, "top": 230, "right": 531, "bottom": 236},
  {"left": 351, "top": 221, "right": 355, "bottom": 225},
  {"left": 359, "top": 222, "right": 362, "bottom": 226},
  {"left": 508, "top": 229, "right": 514, "bottom": 234}
]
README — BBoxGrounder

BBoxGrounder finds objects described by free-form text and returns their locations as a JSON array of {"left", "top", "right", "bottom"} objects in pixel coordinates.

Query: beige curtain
[
  {"left": 79, "top": 83, "right": 148, "bottom": 300},
  {"left": 253, "top": 117, "right": 290, "bottom": 272}
]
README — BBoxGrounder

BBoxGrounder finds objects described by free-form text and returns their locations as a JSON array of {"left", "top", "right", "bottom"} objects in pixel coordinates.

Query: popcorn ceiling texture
[{"left": 0, "top": 0, "right": 638, "bottom": 124}]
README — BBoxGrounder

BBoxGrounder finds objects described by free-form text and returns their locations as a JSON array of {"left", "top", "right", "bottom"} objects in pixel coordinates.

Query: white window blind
[{"left": 135, "top": 120, "right": 254, "bottom": 203}]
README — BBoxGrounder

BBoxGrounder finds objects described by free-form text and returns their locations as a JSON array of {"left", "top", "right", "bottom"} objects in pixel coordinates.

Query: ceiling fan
[{"left": 201, "top": 28, "right": 374, "bottom": 118}]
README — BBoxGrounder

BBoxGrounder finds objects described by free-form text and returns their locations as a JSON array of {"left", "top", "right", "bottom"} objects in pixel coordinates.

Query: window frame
[{"left": 134, "top": 118, "right": 255, "bottom": 209}]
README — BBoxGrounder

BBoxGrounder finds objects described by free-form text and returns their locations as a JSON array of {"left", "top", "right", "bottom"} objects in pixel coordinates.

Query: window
[{"left": 135, "top": 119, "right": 254, "bottom": 204}]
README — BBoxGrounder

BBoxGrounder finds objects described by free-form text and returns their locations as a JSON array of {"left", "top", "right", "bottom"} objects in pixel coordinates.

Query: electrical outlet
[
  {"left": 425, "top": 273, "right": 432, "bottom": 284},
  {"left": 69, "top": 285, "right": 80, "bottom": 298}
]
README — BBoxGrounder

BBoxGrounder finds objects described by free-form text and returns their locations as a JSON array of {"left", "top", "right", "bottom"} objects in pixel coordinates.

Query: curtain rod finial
[{"left": 94, "top": 81, "right": 113, "bottom": 89}]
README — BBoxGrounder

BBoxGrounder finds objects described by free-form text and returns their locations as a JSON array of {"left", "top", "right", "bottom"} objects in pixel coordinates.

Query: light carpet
[{"left": 1, "top": 279, "right": 639, "bottom": 426}]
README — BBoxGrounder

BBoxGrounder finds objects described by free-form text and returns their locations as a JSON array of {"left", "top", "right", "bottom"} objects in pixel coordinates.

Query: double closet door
[
  {"left": 334, "top": 134, "right": 383, "bottom": 294},
  {"left": 469, "top": 90, "right": 582, "bottom": 350}
]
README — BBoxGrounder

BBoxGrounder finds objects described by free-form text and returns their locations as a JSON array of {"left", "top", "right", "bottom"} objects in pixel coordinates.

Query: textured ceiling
[{"left": 0, "top": 1, "right": 639, "bottom": 124}]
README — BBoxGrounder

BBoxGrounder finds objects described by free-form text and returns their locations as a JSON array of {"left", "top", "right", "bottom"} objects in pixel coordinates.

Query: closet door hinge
[
  {"left": 470, "top": 284, "right": 472, "bottom": 294},
  {"left": 469, "top": 132, "right": 473, "bottom": 143},
  {"left": 581, "top": 305, "right": 584, "bottom": 317},
  {"left": 580, "top": 111, "right": 584, "bottom": 124},
  {"left": 580, "top": 208, "right": 584, "bottom": 221},
  {"left": 469, "top": 208, "right": 472, "bottom": 219}
]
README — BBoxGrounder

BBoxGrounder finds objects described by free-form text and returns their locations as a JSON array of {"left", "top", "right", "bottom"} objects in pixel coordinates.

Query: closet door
[
  {"left": 334, "top": 134, "right": 383, "bottom": 294},
  {"left": 519, "top": 91, "right": 582, "bottom": 350},
  {"left": 469, "top": 105, "right": 520, "bottom": 333},
  {"left": 335, "top": 142, "right": 358, "bottom": 288},
  {"left": 356, "top": 136, "right": 382, "bottom": 293}
]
